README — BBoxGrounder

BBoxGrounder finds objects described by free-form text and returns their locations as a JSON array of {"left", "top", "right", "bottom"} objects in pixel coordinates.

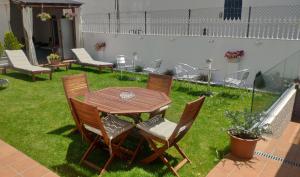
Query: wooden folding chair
[
  {"left": 147, "top": 73, "right": 173, "bottom": 118},
  {"left": 70, "top": 98, "right": 138, "bottom": 176},
  {"left": 62, "top": 74, "right": 90, "bottom": 133},
  {"left": 136, "top": 96, "right": 205, "bottom": 177}
]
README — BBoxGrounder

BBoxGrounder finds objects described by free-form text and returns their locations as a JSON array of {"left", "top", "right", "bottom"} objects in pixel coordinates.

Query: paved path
[
  {"left": 207, "top": 122, "right": 300, "bottom": 177},
  {"left": 0, "top": 139, "right": 59, "bottom": 177}
]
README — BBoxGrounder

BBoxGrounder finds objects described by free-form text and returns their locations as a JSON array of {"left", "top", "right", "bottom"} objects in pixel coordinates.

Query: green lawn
[{"left": 0, "top": 66, "right": 253, "bottom": 177}]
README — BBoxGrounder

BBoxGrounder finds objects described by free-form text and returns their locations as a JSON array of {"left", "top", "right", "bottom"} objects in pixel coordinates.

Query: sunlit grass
[{"left": 0, "top": 65, "right": 254, "bottom": 177}]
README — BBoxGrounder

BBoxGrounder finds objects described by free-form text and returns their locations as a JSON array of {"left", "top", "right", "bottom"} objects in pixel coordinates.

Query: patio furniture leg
[
  {"left": 159, "top": 155, "right": 180, "bottom": 177},
  {"left": 174, "top": 143, "right": 191, "bottom": 164},
  {"left": 99, "top": 154, "right": 114, "bottom": 176},
  {"left": 140, "top": 135, "right": 168, "bottom": 164},
  {"left": 129, "top": 137, "right": 144, "bottom": 165},
  {"left": 80, "top": 136, "right": 99, "bottom": 166},
  {"left": 49, "top": 72, "right": 52, "bottom": 80},
  {"left": 32, "top": 74, "right": 36, "bottom": 81}
]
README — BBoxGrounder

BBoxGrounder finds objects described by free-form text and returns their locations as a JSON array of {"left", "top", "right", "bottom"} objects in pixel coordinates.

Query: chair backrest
[
  {"left": 174, "top": 65, "right": 186, "bottom": 77},
  {"left": 147, "top": 73, "right": 173, "bottom": 96},
  {"left": 69, "top": 98, "right": 110, "bottom": 145},
  {"left": 241, "top": 71, "right": 250, "bottom": 81},
  {"left": 71, "top": 48, "right": 93, "bottom": 62},
  {"left": 62, "top": 73, "right": 90, "bottom": 100},
  {"left": 5, "top": 50, "right": 32, "bottom": 67},
  {"left": 153, "top": 59, "right": 162, "bottom": 69},
  {"left": 169, "top": 96, "right": 205, "bottom": 144},
  {"left": 116, "top": 55, "right": 126, "bottom": 64}
]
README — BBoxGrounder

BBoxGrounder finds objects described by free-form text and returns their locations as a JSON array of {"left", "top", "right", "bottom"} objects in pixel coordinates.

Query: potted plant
[
  {"left": 225, "top": 50, "right": 244, "bottom": 63},
  {"left": 135, "top": 65, "right": 144, "bottom": 72},
  {"left": 37, "top": 12, "right": 51, "bottom": 21},
  {"left": 0, "top": 41, "right": 4, "bottom": 58},
  {"left": 164, "top": 69, "right": 175, "bottom": 76},
  {"left": 64, "top": 11, "right": 76, "bottom": 20},
  {"left": 47, "top": 53, "right": 61, "bottom": 65},
  {"left": 225, "top": 110, "right": 271, "bottom": 159},
  {"left": 95, "top": 42, "right": 106, "bottom": 60}
]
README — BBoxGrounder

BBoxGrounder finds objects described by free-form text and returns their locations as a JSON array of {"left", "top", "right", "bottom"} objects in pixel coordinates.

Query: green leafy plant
[
  {"left": 197, "top": 73, "right": 208, "bottom": 82},
  {"left": 4, "top": 32, "right": 24, "bottom": 50},
  {"left": 47, "top": 53, "right": 61, "bottom": 63},
  {"left": 37, "top": 12, "right": 51, "bottom": 21},
  {"left": 225, "top": 110, "right": 271, "bottom": 139},
  {"left": 135, "top": 65, "right": 143, "bottom": 72},
  {"left": 0, "top": 41, "right": 4, "bottom": 58},
  {"left": 163, "top": 69, "right": 174, "bottom": 76}
]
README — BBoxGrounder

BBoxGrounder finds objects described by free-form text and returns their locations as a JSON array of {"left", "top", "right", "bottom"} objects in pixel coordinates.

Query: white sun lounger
[
  {"left": 71, "top": 48, "right": 113, "bottom": 72},
  {"left": 5, "top": 50, "right": 52, "bottom": 81}
]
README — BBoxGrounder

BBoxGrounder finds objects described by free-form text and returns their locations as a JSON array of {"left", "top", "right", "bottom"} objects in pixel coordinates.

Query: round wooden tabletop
[{"left": 84, "top": 87, "right": 171, "bottom": 114}]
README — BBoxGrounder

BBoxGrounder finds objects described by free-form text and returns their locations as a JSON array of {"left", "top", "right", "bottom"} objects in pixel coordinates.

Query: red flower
[{"left": 225, "top": 50, "right": 244, "bottom": 59}]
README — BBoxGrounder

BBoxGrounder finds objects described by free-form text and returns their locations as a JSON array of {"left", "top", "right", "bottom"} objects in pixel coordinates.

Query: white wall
[
  {"left": 79, "top": 0, "right": 300, "bottom": 14},
  {"left": 83, "top": 32, "right": 300, "bottom": 86},
  {"left": 0, "top": 0, "right": 10, "bottom": 41}
]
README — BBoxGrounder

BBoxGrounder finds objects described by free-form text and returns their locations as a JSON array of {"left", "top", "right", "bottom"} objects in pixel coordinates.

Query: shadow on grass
[
  {"left": 49, "top": 125, "right": 177, "bottom": 176},
  {"left": 176, "top": 86, "right": 213, "bottom": 96},
  {"left": 47, "top": 125, "right": 75, "bottom": 135},
  {"left": 71, "top": 66, "right": 112, "bottom": 74},
  {"left": 117, "top": 75, "right": 138, "bottom": 81},
  {"left": 5, "top": 72, "right": 48, "bottom": 82},
  {"left": 209, "top": 146, "right": 230, "bottom": 163}
]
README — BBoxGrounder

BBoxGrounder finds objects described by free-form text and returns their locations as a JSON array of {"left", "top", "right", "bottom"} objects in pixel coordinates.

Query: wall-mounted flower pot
[
  {"left": 229, "top": 133, "right": 259, "bottom": 159},
  {"left": 227, "top": 57, "right": 241, "bottom": 63}
]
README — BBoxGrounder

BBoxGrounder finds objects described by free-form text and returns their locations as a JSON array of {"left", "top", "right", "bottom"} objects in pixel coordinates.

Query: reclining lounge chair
[{"left": 5, "top": 50, "right": 52, "bottom": 81}]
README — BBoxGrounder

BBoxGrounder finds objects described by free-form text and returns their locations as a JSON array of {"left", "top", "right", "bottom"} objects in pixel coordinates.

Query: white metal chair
[
  {"left": 224, "top": 69, "right": 250, "bottom": 89},
  {"left": 116, "top": 55, "right": 134, "bottom": 79},
  {"left": 174, "top": 63, "right": 200, "bottom": 90},
  {"left": 143, "top": 59, "right": 162, "bottom": 73}
]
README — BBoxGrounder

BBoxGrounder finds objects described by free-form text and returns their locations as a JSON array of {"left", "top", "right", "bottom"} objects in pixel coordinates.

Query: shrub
[
  {"left": 135, "top": 65, "right": 143, "bottom": 72},
  {"left": 225, "top": 110, "right": 271, "bottom": 139},
  {"left": 163, "top": 69, "right": 174, "bottom": 76},
  {"left": 4, "top": 32, "right": 24, "bottom": 50},
  {"left": 0, "top": 41, "right": 3, "bottom": 58},
  {"left": 197, "top": 73, "right": 208, "bottom": 82}
]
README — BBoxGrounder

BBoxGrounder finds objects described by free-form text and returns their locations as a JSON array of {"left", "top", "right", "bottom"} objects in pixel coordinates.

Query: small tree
[
  {"left": 0, "top": 41, "right": 4, "bottom": 58},
  {"left": 4, "top": 32, "right": 24, "bottom": 50}
]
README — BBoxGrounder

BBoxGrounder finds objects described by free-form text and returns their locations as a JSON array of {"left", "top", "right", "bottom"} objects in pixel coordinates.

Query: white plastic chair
[
  {"left": 174, "top": 63, "right": 200, "bottom": 90},
  {"left": 224, "top": 69, "right": 250, "bottom": 89},
  {"left": 116, "top": 55, "right": 134, "bottom": 79},
  {"left": 143, "top": 59, "right": 162, "bottom": 73}
]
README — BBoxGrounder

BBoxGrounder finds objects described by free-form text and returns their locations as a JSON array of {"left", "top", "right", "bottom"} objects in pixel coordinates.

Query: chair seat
[
  {"left": 177, "top": 75, "right": 198, "bottom": 80},
  {"left": 144, "top": 67, "right": 156, "bottom": 73},
  {"left": 225, "top": 78, "right": 242, "bottom": 85},
  {"left": 84, "top": 115, "right": 134, "bottom": 140},
  {"left": 137, "top": 115, "right": 177, "bottom": 141}
]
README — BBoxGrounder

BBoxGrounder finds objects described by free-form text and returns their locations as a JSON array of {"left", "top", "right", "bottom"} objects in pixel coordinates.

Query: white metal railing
[{"left": 82, "top": 6, "right": 300, "bottom": 40}]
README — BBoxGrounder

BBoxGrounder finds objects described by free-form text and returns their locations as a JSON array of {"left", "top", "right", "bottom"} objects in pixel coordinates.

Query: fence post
[
  {"left": 246, "top": 6, "right": 252, "bottom": 38},
  {"left": 145, "top": 11, "right": 147, "bottom": 35},
  {"left": 187, "top": 9, "right": 191, "bottom": 36}
]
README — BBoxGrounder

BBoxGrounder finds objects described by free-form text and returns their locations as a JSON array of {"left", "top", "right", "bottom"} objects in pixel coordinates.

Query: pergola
[{"left": 10, "top": 0, "right": 83, "bottom": 65}]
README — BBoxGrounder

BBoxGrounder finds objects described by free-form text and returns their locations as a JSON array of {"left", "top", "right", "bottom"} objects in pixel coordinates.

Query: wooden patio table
[{"left": 84, "top": 87, "right": 171, "bottom": 115}]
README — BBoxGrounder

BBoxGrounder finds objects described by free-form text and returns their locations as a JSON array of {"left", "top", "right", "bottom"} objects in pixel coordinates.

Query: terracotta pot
[{"left": 229, "top": 133, "right": 259, "bottom": 159}]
